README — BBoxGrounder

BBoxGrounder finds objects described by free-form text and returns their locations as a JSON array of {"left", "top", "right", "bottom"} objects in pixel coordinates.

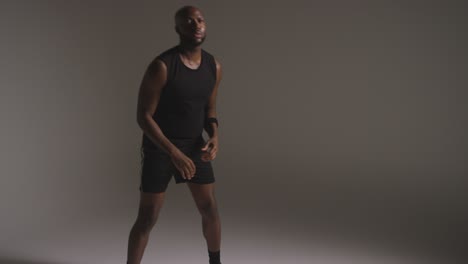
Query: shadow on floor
[{"left": 0, "top": 256, "right": 70, "bottom": 264}]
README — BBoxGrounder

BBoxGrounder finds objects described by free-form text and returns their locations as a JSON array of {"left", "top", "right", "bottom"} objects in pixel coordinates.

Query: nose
[{"left": 193, "top": 21, "right": 202, "bottom": 31}]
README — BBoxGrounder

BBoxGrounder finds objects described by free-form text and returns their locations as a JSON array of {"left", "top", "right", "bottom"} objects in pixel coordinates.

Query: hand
[
  {"left": 169, "top": 149, "right": 196, "bottom": 180},
  {"left": 201, "top": 136, "right": 218, "bottom": 161}
]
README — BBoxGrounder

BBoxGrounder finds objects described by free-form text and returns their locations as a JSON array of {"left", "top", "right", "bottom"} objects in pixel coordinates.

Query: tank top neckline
[{"left": 176, "top": 45, "right": 204, "bottom": 71}]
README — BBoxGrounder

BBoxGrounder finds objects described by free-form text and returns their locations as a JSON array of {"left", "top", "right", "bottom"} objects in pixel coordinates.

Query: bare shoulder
[
  {"left": 214, "top": 57, "right": 222, "bottom": 70},
  {"left": 147, "top": 57, "right": 167, "bottom": 76},
  {"left": 213, "top": 57, "right": 222, "bottom": 82},
  {"left": 139, "top": 57, "right": 167, "bottom": 97}
]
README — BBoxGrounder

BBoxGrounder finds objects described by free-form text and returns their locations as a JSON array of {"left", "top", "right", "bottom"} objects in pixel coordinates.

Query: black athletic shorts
[{"left": 139, "top": 135, "right": 215, "bottom": 193}]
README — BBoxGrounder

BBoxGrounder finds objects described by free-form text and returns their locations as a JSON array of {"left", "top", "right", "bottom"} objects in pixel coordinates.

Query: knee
[
  {"left": 135, "top": 209, "right": 159, "bottom": 232},
  {"left": 197, "top": 198, "right": 218, "bottom": 217}
]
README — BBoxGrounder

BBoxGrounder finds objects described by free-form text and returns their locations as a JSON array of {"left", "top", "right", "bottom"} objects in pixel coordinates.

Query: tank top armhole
[
  {"left": 155, "top": 54, "right": 174, "bottom": 85},
  {"left": 203, "top": 50, "right": 217, "bottom": 81},
  {"left": 146, "top": 56, "right": 168, "bottom": 77}
]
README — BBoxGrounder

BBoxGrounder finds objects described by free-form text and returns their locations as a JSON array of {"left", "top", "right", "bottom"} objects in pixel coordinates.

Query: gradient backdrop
[{"left": 0, "top": 1, "right": 467, "bottom": 264}]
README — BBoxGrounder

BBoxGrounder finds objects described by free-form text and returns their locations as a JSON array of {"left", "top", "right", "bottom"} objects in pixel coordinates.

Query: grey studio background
[{"left": 0, "top": 1, "right": 467, "bottom": 264}]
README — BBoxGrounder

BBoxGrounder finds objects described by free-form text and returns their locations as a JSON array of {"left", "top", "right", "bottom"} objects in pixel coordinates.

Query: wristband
[{"left": 205, "top": 117, "right": 218, "bottom": 128}]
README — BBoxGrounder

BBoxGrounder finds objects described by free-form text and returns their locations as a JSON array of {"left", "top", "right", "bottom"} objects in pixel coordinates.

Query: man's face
[{"left": 176, "top": 8, "right": 206, "bottom": 46}]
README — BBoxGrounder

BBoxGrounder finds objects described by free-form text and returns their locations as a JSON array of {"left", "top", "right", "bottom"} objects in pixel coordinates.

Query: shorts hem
[{"left": 175, "top": 178, "right": 215, "bottom": 184}]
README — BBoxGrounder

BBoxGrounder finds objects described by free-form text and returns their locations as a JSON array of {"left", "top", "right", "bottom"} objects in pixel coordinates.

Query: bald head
[
  {"left": 174, "top": 5, "right": 207, "bottom": 46},
  {"left": 175, "top": 5, "right": 202, "bottom": 26}
]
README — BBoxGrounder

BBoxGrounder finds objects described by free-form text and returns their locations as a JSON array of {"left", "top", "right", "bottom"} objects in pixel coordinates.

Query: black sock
[{"left": 208, "top": 249, "right": 221, "bottom": 264}]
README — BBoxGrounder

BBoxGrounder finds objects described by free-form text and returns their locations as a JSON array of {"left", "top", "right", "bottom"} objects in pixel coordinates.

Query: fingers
[
  {"left": 200, "top": 140, "right": 218, "bottom": 161},
  {"left": 201, "top": 148, "right": 217, "bottom": 161},
  {"left": 180, "top": 166, "right": 193, "bottom": 180},
  {"left": 175, "top": 143, "right": 218, "bottom": 179},
  {"left": 188, "top": 158, "right": 196, "bottom": 176},
  {"left": 201, "top": 141, "right": 212, "bottom": 150},
  {"left": 183, "top": 158, "right": 196, "bottom": 180},
  {"left": 201, "top": 143, "right": 211, "bottom": 153},
  {"left": 176, "top": 157, "right": 196, "bottom": 180},
  {"left": 203, "top": 153, "right": 216, "bottom": 161},
  {"left": 209, "top": 146, "right": 217, "bottom": 156}
]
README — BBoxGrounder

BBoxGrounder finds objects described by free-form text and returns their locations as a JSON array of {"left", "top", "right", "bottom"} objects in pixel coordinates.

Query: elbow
[
  {"left": 137, "top": 118, "right": 145, "bottom": 130},
  {"left": 137, "top": 111, "right": 152, "bottom": 130}
]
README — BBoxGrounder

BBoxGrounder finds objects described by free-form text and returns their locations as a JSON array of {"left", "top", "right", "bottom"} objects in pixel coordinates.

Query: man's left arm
[
  {"left": 204, "top": 58, "right": 222, "bottom": 138},
  {"left": 201, "top": 59, "right": 222, "bottom": 161}
]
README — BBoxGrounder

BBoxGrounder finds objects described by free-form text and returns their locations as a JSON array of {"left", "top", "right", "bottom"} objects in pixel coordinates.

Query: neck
[{"left": 178, "top": 42, "right": 202, "bottom": 60}]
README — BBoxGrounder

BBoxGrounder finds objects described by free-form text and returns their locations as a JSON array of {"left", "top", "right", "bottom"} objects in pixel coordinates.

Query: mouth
[{"left": 193, "top": 31, "right": 204, "bottom": 38}]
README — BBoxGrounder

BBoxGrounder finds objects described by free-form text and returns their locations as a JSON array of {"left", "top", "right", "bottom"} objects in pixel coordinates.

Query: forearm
[
  {"left": 205, "top": 122, "right": 218, "bottom": 138},
  {"left": 204, "top": 105, "right": 219, "bottom": 138},
  {"left": 138, "top": 114, "right": 179, "bottom": 156}
]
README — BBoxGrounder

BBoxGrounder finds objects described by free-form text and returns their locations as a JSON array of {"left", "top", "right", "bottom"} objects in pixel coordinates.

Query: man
[{"left": 126, "top": 5, "right": 223, "bottom": 264}]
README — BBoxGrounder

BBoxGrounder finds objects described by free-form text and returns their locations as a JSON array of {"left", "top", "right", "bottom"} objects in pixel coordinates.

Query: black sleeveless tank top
[{"left": 142, "top": 45, "right": 217, "bottom": 147}]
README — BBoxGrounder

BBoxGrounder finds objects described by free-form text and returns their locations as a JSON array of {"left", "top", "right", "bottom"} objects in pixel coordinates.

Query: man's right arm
[{"left": 136, "top": 59, "right": 178, "bottom": 156}]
